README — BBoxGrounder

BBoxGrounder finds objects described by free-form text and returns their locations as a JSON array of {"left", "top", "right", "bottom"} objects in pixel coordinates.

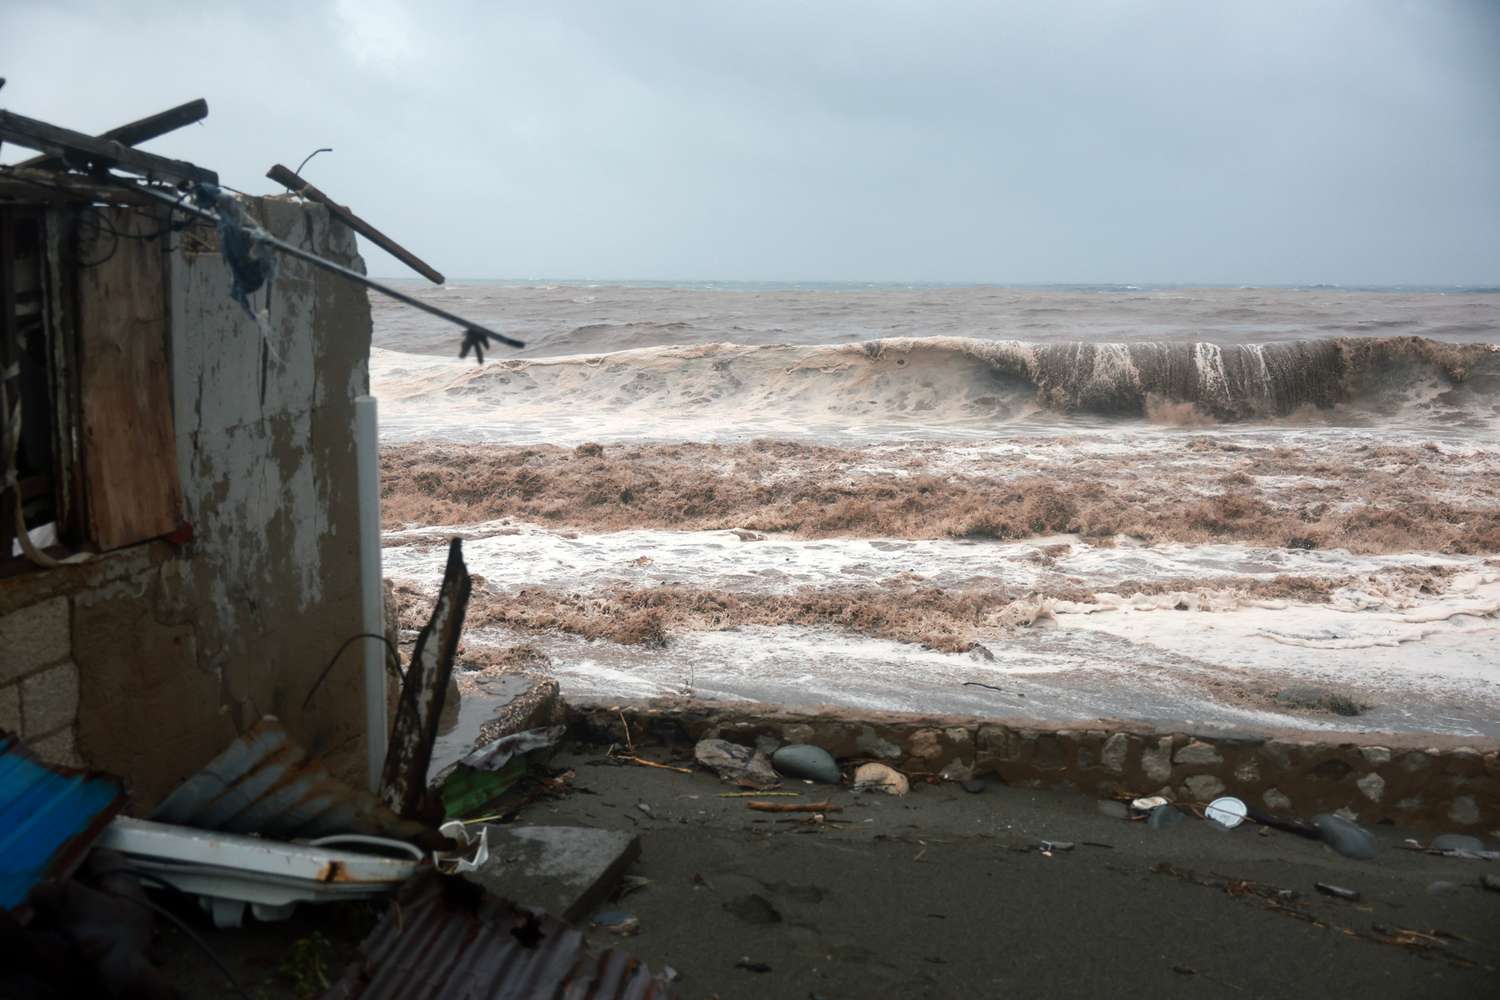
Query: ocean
[{"left": 372, "top": 282, "right": 1500, "bottom": 743}]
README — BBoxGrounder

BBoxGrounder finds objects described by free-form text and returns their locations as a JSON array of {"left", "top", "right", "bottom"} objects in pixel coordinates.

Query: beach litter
[
  {"left": 591, "top": 910, "right": 641, "bottom": 936},
  {"left": 1205, "top": 796, "right": 1248, "bottom": 829},
  {"left": 1315, "top": 882, "right": 1361, "bottom": 902}
]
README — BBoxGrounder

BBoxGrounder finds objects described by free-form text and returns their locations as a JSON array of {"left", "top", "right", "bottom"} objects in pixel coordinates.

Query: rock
[
  {"left": 1234, "top": 759, "right": 1260, "bottom": 784},
  {"left": 908, "top": 729, "right": 944, "bottom": 762},
  {"left": 1399, "top": 751, "right": 1431, "bottom": 772},
  {"left": 1358, "top": 746, "right": 1392, "bottom": 766},
  {"left": 1262, "top": 788, "right": 1292, "bottom": 811},
  {"left": 1101, "top": 733, "right": 1131, "bottom": 773},
  {"left": 1273, "top": 686, "right": 1363, "bottom": 716},
  {"left": 939, "top": 759, "right": 975, "bottom": 783},
  {"left": 1430, "top": 833, "right": 1485, "bottom": 853},
  {"left": 1448, "top": 795, "right": 1480, "bottom": 826},
  {"left": 961, "top": 778, "right": 986, "bottom": 794},
  {"left": 853, "top": 762, "right": 909, "bottom": 796},
  {"left": 723, "top": 894, "right": 782, "bottom": 925},
  {"left": 1174, "top": 741, "right": 1223, "bottom": 767},
  {"left": 694, "top": 739, "right": 780, "bottom": 788},
  {"left": 464, "top": 826, "right": 641, "bottom": 922},
  {"left": 1096, "top": 800, "right": 1130, "bottom": 820},
  {"left": 856, "top": 727, "right": 903, "bottom": 760},
  {"left": 753, "top": 735, "right": 781, "bottom": 757},
  {"left": 1141, "top": 737, "right": 1174, "bottom": 783},
  {"left": 1314, "top": 814, "right": 1377, "bottom": 860},
  {"left": 771, "top": 744, "right": 841, "bottom": 784},
  {"left": 1483, "top": 874, "right": 1500, "bottom": 893},
  {"left": 1147, "top": 805, "right": 1185, "bottom": 829},
  {"left": 1184, "top": 775, "right": 1226, "bottom": 801},
  {"left": 1355, "top": 773, "right": 1385, "bottom": 803}
]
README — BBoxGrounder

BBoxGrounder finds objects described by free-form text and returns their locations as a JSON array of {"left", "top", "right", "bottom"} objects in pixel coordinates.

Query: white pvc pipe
[{"left": 354, "top": 395, "right": 388, "bottom": 791}]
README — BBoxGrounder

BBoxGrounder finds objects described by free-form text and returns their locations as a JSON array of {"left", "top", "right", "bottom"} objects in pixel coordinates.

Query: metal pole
[{"left": 354, "top": 395, "right": 388, "bottom": 791}]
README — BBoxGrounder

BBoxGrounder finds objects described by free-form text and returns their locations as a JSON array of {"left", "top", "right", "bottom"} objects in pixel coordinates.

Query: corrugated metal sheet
[
  {"left": 324, "top": 873, "right": 673, "bottom": 1000},
  {"left": 0, "top": 732, "right": 127, "bottom": 913},
  {"left": 151, "top": 717, "right": 434, "bottom": 845}
]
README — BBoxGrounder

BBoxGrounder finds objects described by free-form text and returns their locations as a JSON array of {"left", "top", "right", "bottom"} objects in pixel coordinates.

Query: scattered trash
[
  {"left": 746, "top": 800, "right": 841, "bottom": 814},
  {"left": 1039, "top": 840, "right": 1074, "bottom": 854},
  {"left": 1315, "top": 882, "right": 1361, "bottom": 902},
  {"left": 99, "top": 816, "right": 422, "bottom": 929},
  {"left": 1131, "top": 795, "right": 1169, "bottom": 816},
  {"left": 852, "top": 762, "right": 909, "bottom": 796},
  {"left": 590, "top": 910, "right": 640, "bottom": 936},
  {"left": 434, "top": 820, "right": 490, "bottom": 875},
  {"left": 770, "top": 744, "right": 841, "bottom": 784},
  {"left": 0, "top": 732, "right": 127, "bottom": 915},
  {"left": 723, "top": 893, "right": 782, "bottom": 925},
  {"left": 439, "top": 725, "right": 564, "bottom": 820},
  {"left": 1429, "top": 833, "right": 1485, "bottom": 854},
  {"left": 694, "top": 738, "right": 781, "bottom": 788},
  {"left": 735, "top": 957, "right": 773, "bottom": 973},
  {"left": 1205, "top": 796, "right": 1248, "bottom": 829},
  {"left": 1313, "top": 813, "right": 1377, "bottom": 860},
  {"left": 1096, "top": 800, "right": 1130, "bottom": 820},
  {"left": 1147, "top": 805, "right": 1186, "bottom": 830}
]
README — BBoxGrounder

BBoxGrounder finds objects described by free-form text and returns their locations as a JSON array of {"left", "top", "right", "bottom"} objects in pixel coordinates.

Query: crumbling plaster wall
[{"left": 0, "top": 198, "right": 374, "bottom": 808}]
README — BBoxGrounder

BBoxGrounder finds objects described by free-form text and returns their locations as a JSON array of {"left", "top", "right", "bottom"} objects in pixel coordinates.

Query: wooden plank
[
  {"left": 76, "top": 207, "right": 182, "bottom": 550},
  {"left": 16, "top": 99, "right": 209, "bottom": 172},
  {"left": 266, "top": 164, "right": 447, "bottom": 284},
  {"left": 0, "top": 109, "right": 216, "bottom": 186},
  {"left": 380, "top": 538, "right": 471, "bottom": 818}
]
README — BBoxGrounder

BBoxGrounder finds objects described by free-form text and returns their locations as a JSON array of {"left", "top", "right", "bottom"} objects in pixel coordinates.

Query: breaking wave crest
[{"left": 377, "top": 335, "right": 1499, "bottom": 431}]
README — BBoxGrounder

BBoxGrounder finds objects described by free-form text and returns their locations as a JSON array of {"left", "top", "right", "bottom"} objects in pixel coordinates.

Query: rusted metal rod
[
  {"left": 17, "top": 99, "right": 209, "bottom": 171},
  {"left": 267, "top": 163, "right": 446, "bottom": 285}
]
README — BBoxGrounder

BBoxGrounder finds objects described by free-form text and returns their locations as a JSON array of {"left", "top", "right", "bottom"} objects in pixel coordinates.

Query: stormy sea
[{"left": 371, "top": 283, "right": 1500, "bottom": 748}]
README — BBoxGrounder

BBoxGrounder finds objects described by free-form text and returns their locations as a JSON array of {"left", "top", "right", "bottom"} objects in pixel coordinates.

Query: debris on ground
[
  {"left": 1315, "top": 882, "right": 1361, "bottom": 902},
  {"left": 462, "top": 825, "right": 641, "bottom": 923},
  {"left": 590, "top": 910, "right": 641, "bottom": 936},
  {"left": 770, "top": 743, "right": 841, "bottom": 784},
  {"left": 1147, "top": 804, "right": 1186, "bottom": 829},
  {"left": 1314, "top": 813, "right": 1378, "bottom": 860},
  {"left": 734, "top": 957, "right": 773, "bottom": 973},
  {"left": 746, "top": 800, "right": 841, "bottom": 814},
  {"left": 438, "top": 725, "right": 565, "bottom": 820},
  {"left": 693, "top": 738, "right": 780, "bottom": 788},
  {"left": 1204, "top": 796, "right": 1248, "bottom": 829},
  {"left": 1131, "top": 795, "right": 1169, "bottom": 815},
  {"left": 852, "top": 762, "right": 909, "bottom": 796}
]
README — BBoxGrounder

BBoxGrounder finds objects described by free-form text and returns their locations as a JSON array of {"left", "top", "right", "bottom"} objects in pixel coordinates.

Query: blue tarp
[{"left": 0, "top": 734, "right": 126, "bottom": 911}]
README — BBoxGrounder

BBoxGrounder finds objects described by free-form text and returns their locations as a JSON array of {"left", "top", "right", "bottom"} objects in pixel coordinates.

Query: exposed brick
[
  {"left": 21, "top": 661, "right": 80, "bottom": 737},
  {"left": 0, "top": 683, "right": 19, "bottom": 733},
  {"left": 0, "top": 598, "right": 70, "bottom": 683}
]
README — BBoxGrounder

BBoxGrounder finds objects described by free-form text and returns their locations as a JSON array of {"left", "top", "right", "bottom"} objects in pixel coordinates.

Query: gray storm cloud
[{"left": 2, "top": 0, "right": 1496, "bottom": 284}]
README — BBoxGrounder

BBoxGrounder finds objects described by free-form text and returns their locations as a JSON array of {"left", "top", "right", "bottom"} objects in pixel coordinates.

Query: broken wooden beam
[
  {"left": 266, "top": 163, "right": 446, "bottom": 284},
  {"left": 0, "top": 108, "right": 216, "bottom": 186},
  {"left": 16, "top": 99, "right": 209, "bottom": 172},
  {"left": 380, "top": 538, "right": 471, "bottom": 818}
]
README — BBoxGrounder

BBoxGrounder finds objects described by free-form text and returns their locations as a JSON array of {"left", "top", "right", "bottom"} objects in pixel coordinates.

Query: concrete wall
[{"left": 0, "top": 197, "right": 374, "bottom": 808}]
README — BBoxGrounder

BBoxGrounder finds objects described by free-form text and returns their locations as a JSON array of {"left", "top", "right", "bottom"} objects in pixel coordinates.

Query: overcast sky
[{"left": 3, "top": 1, "right": 1498, "bottom": 284}]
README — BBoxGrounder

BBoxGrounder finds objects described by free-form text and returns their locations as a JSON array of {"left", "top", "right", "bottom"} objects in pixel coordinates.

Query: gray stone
[
  {"left": 1430, "top": 833, "right": 1485, "bottom": 853},
  {"left": 961, "top": 778, "right": 986, "bottom": 794},
  {"left": 1260, "top": 739, "right": 1304, "bottom": 771},
  {"left": 1483, "top": 874, "right": 1500, "bottom": 893},
  {"left": 1184, "top": 774, "right": 1226, "bottom": 801},
  {"left": 1141, "top": 737, "right": 1174, "bottom": 783},
  {"left": 1234, "top": 759, "right": 1260, "bottom": 784},
  {"left": 907, "top": 728, "right": 944, "bottom": 761},
  {"left": 1314, "top": 814, "right": 1377, "bottom": 860},
  {"left": 694, "top": 739, "right": 780, "bottom": 788},
  {"left": 1174, "top": 741, "right": 1222, "bottom": 767},
  {"left": 1358, "top": 746, "right": 1392, "bottom": 766},
  {"left": 753, "top": 735, "right": 781, "bottom": 757},
  {"left": 1101, "top": 733, "right": 1131, "bottom": 774},
  {"left": 1147, "top": 805, "right": 1185, "bottom": 829},
  {"left": 1355, "top": 772, "right": 1385, "bottom": 803},
  {"left": 939, "top": 759, "right": 974, "bottom": 783},
  {"left": 0, "top": 598, "right": 70, "bottom": 684},
  {"left": 1399, "top": 751, "right": 1431, "bottom": 772},
  {"left": 465, "top": 825, "right": 640, "bottom": 923},
  {"left": 1395, "top": 796, "right": 1424, "bottom": 811},
  {"left": 855, "top": 727, "right": 902, "bottom": 761},
  {"left": 771, "top": 743, "right": 842, "bottom": 784},
  {"left": 1448, "top": 795, "right": 1480, "bottom": 826},
  {"left": 781, "top": 723, "right": 815, "bottom": 745},
  {"left": 1262, "top": 788, "right": 1292, "bottom": 811}
]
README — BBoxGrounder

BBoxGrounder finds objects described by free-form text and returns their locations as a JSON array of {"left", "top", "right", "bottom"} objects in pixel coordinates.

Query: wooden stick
[
  {"left": 267, "top": 163, "right": 446, "bottom": 284},
  {"left": 18, "top": 99, "right": 208, "bottom": 171},
  {"left": 615, "top": 754, "right": 692, "bottom": 775},
  {"left": 746, "top": 801, "right": 841, "bottom": 813},
  {"left": 719, "top": 791, "right": 799, "bottom": 798}
]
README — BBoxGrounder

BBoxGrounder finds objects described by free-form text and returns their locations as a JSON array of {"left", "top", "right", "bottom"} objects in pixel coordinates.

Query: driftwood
[
  {"left": 0, "top": 109, "right": 216, "bottom": 186},
  {"left": 267, "top": 164, "right": 446, "bottom": 285},
  {"left": 745, "top": 801, "right": 841, "bottom": 814},
  {"left": 18, "top": 99, "right": 209, "bottom": 171},
  {"left": 380, "top": 538, "right": 471, "bottom": 818}
]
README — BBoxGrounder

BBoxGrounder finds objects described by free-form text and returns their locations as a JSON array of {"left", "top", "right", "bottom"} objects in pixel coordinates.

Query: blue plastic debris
[{"left": 0, "top": 733, "right": 127, "bottom": 913}]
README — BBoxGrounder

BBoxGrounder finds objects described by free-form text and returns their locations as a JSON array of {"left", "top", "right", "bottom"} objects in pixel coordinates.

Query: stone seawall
[{"left": 568, "top": 701, "right": 1499, "bottom": 831}]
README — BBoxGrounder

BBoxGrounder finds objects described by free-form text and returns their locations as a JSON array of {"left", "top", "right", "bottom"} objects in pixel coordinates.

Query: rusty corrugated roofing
[
  {"left": 324, "top": 873, "right": 673, "bottom": 1000},
  {"left": 151, "top": 717, "right": 433, "bottom": 844},
  {"left": 0, "top": 732, "right": 127, "bottom": 914}
]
